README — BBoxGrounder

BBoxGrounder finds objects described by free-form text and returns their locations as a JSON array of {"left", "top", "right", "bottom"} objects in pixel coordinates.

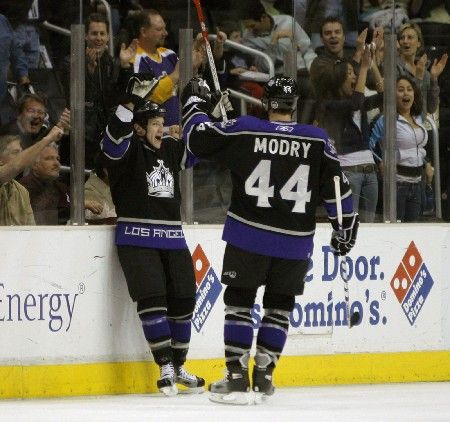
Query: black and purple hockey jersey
[
  {"left": 102, "top": 105, "right": 196, "bottom": 249},
  {"left": 183, "top": 111, "right": 354, "bottom": 260}
]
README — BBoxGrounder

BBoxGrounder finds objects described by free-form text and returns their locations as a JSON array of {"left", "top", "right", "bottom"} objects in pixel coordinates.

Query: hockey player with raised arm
[
  {"left": 101, "top": 73, "right": 204, "bottom": 396},
  {"left": 181, "top": 75, "right": 359, "bottom": 404}
]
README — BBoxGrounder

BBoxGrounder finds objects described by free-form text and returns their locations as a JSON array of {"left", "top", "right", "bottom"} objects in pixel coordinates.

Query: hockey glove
[
  {"left": 126, "top": 73, "right": 159, "bottom": 108},
  {"left": 181, "top": 77, "right": 233, "bottom": 118},
  {"left": 209, "top": 89, "right": 233, "bottom": 119},
  {"left": 330, "top": 213, "right": 360, "bottom": 256},
  {"left": 180, "top": 77, "right": 212, "bottom": 112}
]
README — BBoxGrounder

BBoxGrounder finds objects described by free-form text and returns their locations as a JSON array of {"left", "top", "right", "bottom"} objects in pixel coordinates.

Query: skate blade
[
  {"left": 159, "top": 385, "right": 178, "bottom": 396},
  {"left": 177, "top": 386, "right": 205, "bottom": 395},
  {"left": 209, "top": 392, "right": 253, "bottom": 405},
  {"left": 253, "top": 392, "right": 269, "bottom": 405}
]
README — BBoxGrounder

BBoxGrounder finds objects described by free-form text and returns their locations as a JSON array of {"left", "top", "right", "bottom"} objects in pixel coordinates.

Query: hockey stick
[
  {"left": 333, "top": 176, "right": 360, "bottom": 328},
  {"left": 192, "top": 0, "right": 228, "bottom": 121}
]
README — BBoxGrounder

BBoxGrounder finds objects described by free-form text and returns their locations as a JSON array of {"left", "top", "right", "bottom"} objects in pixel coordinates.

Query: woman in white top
[{"left": 369, "top": 75, "right": 432, "bottom": 222}]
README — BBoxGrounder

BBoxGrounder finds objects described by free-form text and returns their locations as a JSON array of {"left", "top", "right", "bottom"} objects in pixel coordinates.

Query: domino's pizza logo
[
  {"left": 192, "top": 244, "right": 222, "bottom": 333},
  {"left": 390, "top": 241, "right": 434, "bottom": 325}
]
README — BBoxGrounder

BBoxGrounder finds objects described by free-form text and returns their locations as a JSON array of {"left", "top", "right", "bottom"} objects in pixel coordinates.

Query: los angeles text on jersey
[
  {"left": 124, "top": 225, "right": 184, "bottom": 239},
  {"left": 254, "top": 136, "right": 312, "bottom": 158}
]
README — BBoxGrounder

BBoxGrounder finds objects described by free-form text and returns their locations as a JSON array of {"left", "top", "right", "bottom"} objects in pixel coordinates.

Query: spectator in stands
[
  {"left": 0, "top": 93, "right": 71, "bottom": 164},
  {"left": 409, "top": 0, "right": 450, "bottom": 20},
  {"left": 216, "top": 20, "right": 266, "bottom": 117},
  {"left": 241, "top": 0, "right": 317, "bottom": 121},
  {"left": 84, "top": 156, "right": 117, "bottom": 225},
  {"left": 2, "top": 93, "right": 48, "bottom": 149},
  {"left": 294, "top": 0, "right": 359, "bottom": 49},
  {"left": 125, "top": 9, "right": 204, "bottom": 129},
  {"left": 0, "top": 135, "right": 34, "bottom": 225},
  {"left": 369, "top": 76, "right": 432, "bottom": 222},
  {"left": 360, "top": 0, "right": 410, "bottom": 33},
  {"left": 0, "top": 14, "right": 31, "bottom": 126},
  {"left": 62, "top": 13, "right": 115, "bottom": 169},
  {"left": 8, "top": 0, "right": 43, "bottom": 69},
  {"left": 0, "top": 126, "right": 63, "bottom": 225},
  {"left": 310, "top": 17, "right": 384, "bottom": 107},
  {"left": 241, "top": 1, "right": 316, "bottom": 77},
  {"left": 315, "top": 46, "right": 384, "bottom": 222},
  {"left": 19, "top": 143, "right": 102, "bottom": 225},
  {"left": 397, "top": 22, "right": 448, "bottom": 119}
]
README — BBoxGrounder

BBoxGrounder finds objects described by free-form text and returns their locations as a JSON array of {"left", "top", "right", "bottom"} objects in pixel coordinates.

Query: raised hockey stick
[
  {"left": 333, "top": 176, "right": 360, "bottom": 328},
  {"left": 192, "top": 0, "right": 228, "bottom": 121}
]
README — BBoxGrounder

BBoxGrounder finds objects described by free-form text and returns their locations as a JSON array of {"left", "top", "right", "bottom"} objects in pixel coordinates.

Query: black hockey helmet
[
  {"left": 262, "top": 75, "right": 299, "bottom": 112},
  {"left": 133, "top": 101, "right": 166, "bottom": 127}
]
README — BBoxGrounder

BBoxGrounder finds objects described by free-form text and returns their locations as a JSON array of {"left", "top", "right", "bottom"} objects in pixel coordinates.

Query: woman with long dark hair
[
  {"left": 369, "top": 76, "right": 432, "bottom": 222},
  {"left": 315, "top": 46, "right": 384, "bottom": 222}
]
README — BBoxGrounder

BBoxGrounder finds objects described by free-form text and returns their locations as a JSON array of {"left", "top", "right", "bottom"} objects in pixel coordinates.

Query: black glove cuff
[{"left": 130, "top": 94, "right": 146, "bottom": 109}]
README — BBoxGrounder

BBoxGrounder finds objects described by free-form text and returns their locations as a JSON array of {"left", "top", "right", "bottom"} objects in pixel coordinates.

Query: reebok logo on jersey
[
  {"left": 390, "top": 241, "right": 434, "bottom": 325},
  {"left": 223, "top": 271, "right": 237, "bottom": 279},
  {"left": 192, "top": 244, "right": 222, "bottom": 332},
  {"left": 146, "top": 159, "right": 174, "bottom": 197},
  {"left": 275, "top": 125, "right": 294, "bottom": 132}
]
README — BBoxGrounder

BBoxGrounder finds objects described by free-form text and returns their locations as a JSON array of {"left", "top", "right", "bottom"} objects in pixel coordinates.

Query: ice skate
[
  {"left": 208, "top": 366, "right": 251, "bottom": 405},
  {"left": 252, "top": 365, "right": 275, "bottom": 403},
  {"left": 157, "top": 363, "right": 178, "bottom": 396},
  {"left": 175, "top": 365, "right": 205, "bottom": 394}
]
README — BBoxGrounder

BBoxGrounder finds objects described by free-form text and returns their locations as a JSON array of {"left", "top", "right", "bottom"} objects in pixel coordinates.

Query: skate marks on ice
[{"left": 1, "top": 382, "right": 450, "bottom": 422}]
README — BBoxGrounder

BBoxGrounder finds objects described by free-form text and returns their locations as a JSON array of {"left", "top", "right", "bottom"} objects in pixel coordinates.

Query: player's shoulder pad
[
  {"left": 295, "top": 124, "right": 338, "bottom": 157},
  {"left": 213, "top": 115, "right": 265, "bottom": 134}
]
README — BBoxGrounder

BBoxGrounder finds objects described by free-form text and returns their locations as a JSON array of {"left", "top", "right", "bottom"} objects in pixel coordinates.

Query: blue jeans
[
  {"left": 14, "top": 24, "right": 40, "bottom": 69},
  {"left": 397, "top": 181, "right": 422, "bottom": 222},
  {"left": 343, "top": 170, "right": 378, "bottom": 223}
]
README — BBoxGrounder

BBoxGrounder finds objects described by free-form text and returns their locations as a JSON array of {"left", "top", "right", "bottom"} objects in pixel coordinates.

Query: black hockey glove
[
  {"left": 330, "top": 213, "right": 360, "bottom": 256},
  {"left": 180, "top": 77, "right": 233, "bottom": 119},
  {"left": 126, "top": 72, "right": 159, "bottom": 108}
]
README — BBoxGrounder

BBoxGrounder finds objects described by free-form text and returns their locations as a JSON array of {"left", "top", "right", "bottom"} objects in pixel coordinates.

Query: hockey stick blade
[{"left": 349, "top": 311, "right": 360, "bottom": 328}]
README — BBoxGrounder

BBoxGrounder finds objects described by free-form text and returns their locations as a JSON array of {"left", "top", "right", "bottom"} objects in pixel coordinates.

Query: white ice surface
[{"left": 1, "top": 382, "right": 449, "bottom": 422}]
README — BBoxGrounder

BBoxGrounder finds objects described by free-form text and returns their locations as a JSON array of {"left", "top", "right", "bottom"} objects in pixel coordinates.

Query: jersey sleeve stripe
[{"left": 101, "top": 135, "right": 131, "bottom": 160}]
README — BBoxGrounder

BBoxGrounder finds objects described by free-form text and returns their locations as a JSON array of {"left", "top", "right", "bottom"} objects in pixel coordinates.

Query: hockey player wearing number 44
[
  {"left": 181, "top": 75, "right": 360, "bottom": 405},
  {"left": 101, "top": 73, "right": 204, "bottom": 396}
]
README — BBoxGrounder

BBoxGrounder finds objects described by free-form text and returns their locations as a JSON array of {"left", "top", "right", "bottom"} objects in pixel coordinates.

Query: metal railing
[
  {"left": 42, "top": 21, "right": 71, "bottom": 36},
  {"left": 228, "top": 88, "right": 262, "bottom": 115},
  {"left": 208, "top": 34, "right": 275, "bottom": 78},
  {"left": 427, "top": 116, "right": 442, "bottom": 219},
  {"left": 206, "top": 35, "right": 273, "bottom": 115},
  {"left": 97, "top": 0, "right": 114, "bottom": 56}
]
